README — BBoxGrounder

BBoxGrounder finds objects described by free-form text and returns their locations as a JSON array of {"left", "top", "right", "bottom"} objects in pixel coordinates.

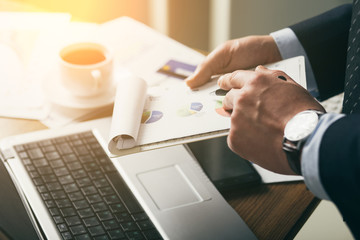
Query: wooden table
[{"left": 0, "top": 112, "right": 319, "bottom": 240}]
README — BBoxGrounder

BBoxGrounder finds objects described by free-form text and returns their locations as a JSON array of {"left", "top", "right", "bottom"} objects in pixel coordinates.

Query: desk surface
[{"left": 0, "top": 111, "right": 319, "bottom": 240}]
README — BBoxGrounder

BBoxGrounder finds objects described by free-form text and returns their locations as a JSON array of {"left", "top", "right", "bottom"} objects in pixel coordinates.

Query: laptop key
[
  {"left": 63, "top": 154, "right": 77, "bottom": 163},
  {"left": 49, "top": 208, "right": 60, "bottom": 216},
  {"left": 86, "top": 194, "right": 102, "bottom": 204},
  {"left": 38, "top": 166, "right": 52, "bottom": 175},
  {"left": 115, "top": 212, "right": 132, "bottom": 223},
  {"left": 97, "top": 210, "right": 113, "bottom": 221},
  {"left": 69, "top": 191, "right": 84, "bottom": 201},
  {"left": 45, "top": 151, "right": 61, "bottom": 161},
  {"left": 92, "top": 202, "right": 108, "bottom": 212},
  {"left": 94, "top": 235, "right": 110, "bottom": 240},
  {"left": 51, "top": 190, "right": 66, "bottom": 200},
  {"left": 73, "top": 199, "right": 90, "bottom": 210},
  {"left": 37, "top": 185, "right": 48, "bottom": 193},
  {"left": 41, "top": 192, "right": 52, "bottom": 201},
  {"left": 64, "top": 183, "right": 79, "bottom": 193},
  {"left": 143, "top": 229, "right": 162, "bottom": 240},
  {"left": 67, "top": 161, "right": 82, "bottom": 170},
  {"left": 77, "top": 177, "right": 92, "bottom": 187},
  {"left": 43, "top": 174, "right": 57, "bottom": 183},
  {"left": 75, "top": 234, "right": 91, "bottom": 240},
  {"left": 121, "top": 222, "right": 139, "bottom": 232},
  {"left": 54, "top": 167, "right": 70, "bottom": 177},
  {"left": 88, "top": 170, "right": 103, "bottom": 179},
  {"left": 108, "top": 229, "right": 125, "bottom": 239},
  {"left": 126, "top": 231, "right": 145, "bottom": 240},
  {"left": 83, "top": 217, "right": 100, "bottom": 227},
  {"left": 72, "top": 169, "right": 87, "bottom": 179},
  {"left": 109, "top": 203, "right": 125, "bottom": 213},
  {"left": 33, "top": 177, "right": 44, "bottom": 186},
  {"left": 94, "top": 178, "right": 110, "bottom": 188},
  {"left": 65, "top": 216, "right": 82, "bottom": 226},
  {"left": 137, "top": 220, "right": 154, "bottom": 230},
  {"left": 132, "top": 213, "right": 148, "bottom": 221},
  {"left": 78, "top": 208, "right": 95, "bottom": 218},
  {"left": 104, "top": 195, "right": 120, "bottom": 205},
  {"left": 59, "top": 175, "right": 74, "bottom": 185},
  {"left": 57, "top": 223, "right": 68, "bottom": 232},
  {"left": 70, "top": 224, "right": 87, "bottom": 235},
  {"left": 53, "top": 215, "right": 64, "bottom": 224},
  {"left": 56, "top": 199, "right": 72, "bottom": 208},
  {"left": 33, "top": 158, "right": 48, "bottom": 167},
  {"left": 50, "top": 159, "right": 65, "bottom": 168},
  {"left": 45, "top": 200, "right": 56, "bottom": 208},
  {"left": 102, "top": 220, "right": 119, "bottom": 230},
  {"left": 58, "top": 143, "right": 73, "bottom": 155},
  {"left": 61, "top": 231, "right": 73, "bottom": 240},
  {"left": 28, "top": 148, "right": 44, "bottom": 159},
  {"left": 61, "top": 207, "right": 76, "bottom": 217},
  {"left": 99, "top": 186, "right": 115, "bottom": 196},
  {"left": 47, "top": 182, "right": 62, "bottom": 191},
  {"left": 81, "top": 186, "right": 97, "bottom": 195},
  {"left": 89, "top": 225, "right": 106, "bottom": 236}
]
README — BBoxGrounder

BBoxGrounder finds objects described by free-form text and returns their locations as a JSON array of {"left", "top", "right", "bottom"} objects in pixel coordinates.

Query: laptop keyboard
[{"left": 13, "top": 131, "right": 162, "bottom": 240}]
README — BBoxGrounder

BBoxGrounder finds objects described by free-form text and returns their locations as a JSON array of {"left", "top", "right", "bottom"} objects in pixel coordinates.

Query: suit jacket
[{"left": 290, "top": 4, "right": 360, "bottom": 238}]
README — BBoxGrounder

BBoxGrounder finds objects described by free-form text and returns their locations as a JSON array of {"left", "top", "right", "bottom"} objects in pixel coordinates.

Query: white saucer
[{"left": 43, "top": 73, "right": 116, "bottom": 109}]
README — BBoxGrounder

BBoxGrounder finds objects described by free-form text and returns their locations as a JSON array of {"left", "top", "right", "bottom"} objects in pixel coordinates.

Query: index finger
[{"left": 217, "top": 70, "right": 257, "bottom": 90}]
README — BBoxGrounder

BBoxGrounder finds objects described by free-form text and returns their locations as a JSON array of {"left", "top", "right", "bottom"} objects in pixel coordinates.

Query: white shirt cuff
[
  {"left": 301, "top": 113, "right": 345, "bottom": 200},
  {"left": 270, "top": 28, "right": 319, "bottom": 98}
]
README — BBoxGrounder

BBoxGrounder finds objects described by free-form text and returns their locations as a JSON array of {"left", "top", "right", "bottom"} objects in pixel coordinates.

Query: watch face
[{"left": 284, "top": 111, "right": 319, "bottom": 141}]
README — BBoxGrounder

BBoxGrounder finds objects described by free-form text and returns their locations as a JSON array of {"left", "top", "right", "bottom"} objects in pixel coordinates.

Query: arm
[
  {"left": 290, "top": 4, "right": 352, "bottom": 100},
  {"left": 317, "top": 115, "right": 360, "bottom": 238}
]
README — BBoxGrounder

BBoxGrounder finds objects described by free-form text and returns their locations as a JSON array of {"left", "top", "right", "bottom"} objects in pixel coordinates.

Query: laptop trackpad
[{"left": 137, "top": 165, "right": 205, "bottom": 211}]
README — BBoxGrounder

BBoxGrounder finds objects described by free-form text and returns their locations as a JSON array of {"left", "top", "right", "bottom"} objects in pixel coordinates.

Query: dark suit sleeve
[
  {"left": 289, "top": 4, "right": 352, "bottom": 101},
  {"left": 319, "top": 115, "right": 360, "bottom": 239}
]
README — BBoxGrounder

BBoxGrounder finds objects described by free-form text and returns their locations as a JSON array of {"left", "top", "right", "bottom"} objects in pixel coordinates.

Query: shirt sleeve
[
  {"left": 270, "top": 28, "right": 319, "bottom": 98},
  {"left": 301, "top": 113, "right": 345, "bottom": 200}
]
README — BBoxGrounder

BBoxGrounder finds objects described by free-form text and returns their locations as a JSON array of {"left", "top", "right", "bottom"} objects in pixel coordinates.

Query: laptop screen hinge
[{"left": 0, "top": 148, "right": 15, "bottom": 162}]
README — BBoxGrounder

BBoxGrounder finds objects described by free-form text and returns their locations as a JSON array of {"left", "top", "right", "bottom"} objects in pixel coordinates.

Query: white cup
[{"left": 59, "top": 42, "right": 114, "bottom": 97}]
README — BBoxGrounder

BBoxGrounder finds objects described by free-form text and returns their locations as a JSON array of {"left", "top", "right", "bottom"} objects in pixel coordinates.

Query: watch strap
[{"left": 282, "top": 141, "right": 302, "bottom": 175}]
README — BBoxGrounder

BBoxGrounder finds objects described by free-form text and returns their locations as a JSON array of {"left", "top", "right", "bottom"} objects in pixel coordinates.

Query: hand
[
  {"left": 219, "top": 66, "right": 325, "bottom": 175},
  {"left": 185, "top": 35, "right": 282, "bottom": 88}
]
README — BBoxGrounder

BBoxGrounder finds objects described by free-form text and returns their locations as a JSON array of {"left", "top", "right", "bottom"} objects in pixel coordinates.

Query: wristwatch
[{"left": 282, "top": 110, "right": 324, "bottom": 175}]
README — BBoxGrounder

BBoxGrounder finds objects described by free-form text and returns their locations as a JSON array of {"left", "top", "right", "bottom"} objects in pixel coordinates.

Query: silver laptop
[{"left": 0, "top": 117, "right": 257, "bottom": 240}]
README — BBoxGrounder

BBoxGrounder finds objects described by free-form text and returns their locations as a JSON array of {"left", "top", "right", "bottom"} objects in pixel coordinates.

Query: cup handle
[{"left": 91, "top": 69, "right": 102, "bottom": 90}]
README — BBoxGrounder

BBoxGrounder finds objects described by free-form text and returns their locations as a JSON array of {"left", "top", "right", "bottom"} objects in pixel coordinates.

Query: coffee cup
[{"left": 59, "top": 42, "right": 113, "bottom": 97}]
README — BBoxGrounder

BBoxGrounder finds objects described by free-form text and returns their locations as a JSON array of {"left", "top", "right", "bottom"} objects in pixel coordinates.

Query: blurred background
[{"left": 3, "top": 0, "right": 352, "bottom": 51}]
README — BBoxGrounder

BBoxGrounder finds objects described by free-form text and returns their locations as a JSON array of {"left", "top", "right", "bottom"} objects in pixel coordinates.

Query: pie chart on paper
[
  {"left": 215, "top": 100, "right": 231, "bottom": 117},
  {"left": 177, "top": 102, "right": 203, "bottom": 117},
  {"left": 141, "top": 110, "right": 163, "bottom": 124}
]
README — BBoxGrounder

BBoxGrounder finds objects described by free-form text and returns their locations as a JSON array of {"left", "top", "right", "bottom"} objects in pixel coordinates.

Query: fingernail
[{"left": 217, "top": 75, "right": 224, "bottom": 86}]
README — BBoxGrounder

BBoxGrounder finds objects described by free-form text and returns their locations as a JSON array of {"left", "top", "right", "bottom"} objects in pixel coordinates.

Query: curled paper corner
[{"left": 115, "top": 135, "right": 136, "bottom": 150}]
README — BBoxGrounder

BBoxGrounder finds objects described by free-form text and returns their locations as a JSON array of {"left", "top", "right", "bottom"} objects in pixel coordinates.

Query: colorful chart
[
  {"left": 215, "top": 100, "right": 231, "bottom": 117},
  {"left": 141, "top": 110, "right": 163, "bottom": 124},
  {"left": 177, "top": 102, "right": 203, "bottom": 117}
]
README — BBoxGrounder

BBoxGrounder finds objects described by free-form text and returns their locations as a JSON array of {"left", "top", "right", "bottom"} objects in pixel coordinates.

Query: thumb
[{"left": 186, "top": 43, "right": 232, "bottom": 88}]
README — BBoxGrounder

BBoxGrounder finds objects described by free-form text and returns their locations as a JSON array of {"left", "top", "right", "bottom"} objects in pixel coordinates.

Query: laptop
[{"left": 0, "top": 117, "right": 257, "bottom": 240}]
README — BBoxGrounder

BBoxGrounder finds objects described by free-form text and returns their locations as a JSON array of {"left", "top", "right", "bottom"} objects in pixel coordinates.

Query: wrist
[
  {"left": 263, "top": 35, "right": 282, "bottom": 64},
  {"left": 282, "top": 110, "right": 325, "bottom": 175}
]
